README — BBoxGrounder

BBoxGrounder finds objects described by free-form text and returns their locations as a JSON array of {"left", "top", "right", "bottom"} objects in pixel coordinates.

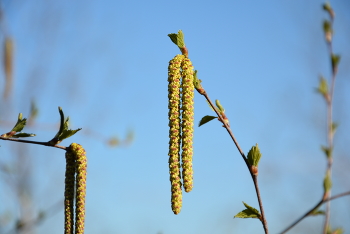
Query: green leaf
[
  {"left": 234, "top": 202, "right": 260, "bottom": 219},
  {"left": 323, "top": 20, "right": 332, "bottom": 34},
  {"left": 193, "top": 70, "right": 205, "bottom": 94},
  {"left": 316, "top": 76, "right": 328, "bottom": 96},
  {"left": 331, "top": 122, "right": 338, "bottom": 136},
  {"left": 198, "top": 115, "right": 217, "bottom": 127},
  {"left": 309, "top": 209, "right": 325, "bottom": 216},
  {"left": 57, "top": 117, "right": 81, "bottom": 142},
  {"left": 30, "top": 100, "right": 39, "bottom": 121},
  {"left": 247, "top": 144, "right": 262, "bottom": 167},
  {"left": 331, "top": 54, "right": 341, "bottom": 70},
  {"left": 323, "top": 172, "right": 332, "bottom": 193},
  {"left": 11, "top": 113, "right": 27, "bottom": 132},
  {"left": 50, "top": 107, "right": 81, "bottom": 144},
  {"left": 332, "top": 228, "right": 344, "bottom": 234},
  {"left": 321, "top": 145, "right": 332, "bottom": 159},
  {"left": 12, "top": 133, "right": 36, "bottom": 138},
  {"left": 168, "top": 30, "right": 185, "bottom": 49},
  {"left": 322, "top": 2, "right": 332, "bottom": 12},
  {"left": 215, "top": 100, "right": 225, "bottom": 113}
]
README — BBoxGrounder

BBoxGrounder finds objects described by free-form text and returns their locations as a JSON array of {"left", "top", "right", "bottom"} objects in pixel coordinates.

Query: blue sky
[{"left": 0, "top": 0, "right": 350, "bottom": 233}]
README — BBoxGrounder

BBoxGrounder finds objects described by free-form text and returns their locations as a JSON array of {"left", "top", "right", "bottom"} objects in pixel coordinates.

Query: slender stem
[
  {"left": 0, "top": 136, "right": 66, "bottom": 150},
  {"left": 200, "top": 91, "right": 269, "bottom": 234},
  {"left": 323, "top": 14, "right": 336, "bottom": 234},
  {"left": 279, "top": 191, "right": 350, "bottom": 234}
]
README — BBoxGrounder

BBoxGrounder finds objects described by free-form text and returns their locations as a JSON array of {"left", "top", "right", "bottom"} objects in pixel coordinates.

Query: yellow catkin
[
  {"left": 70, "top": 143, "right": 87, "bottom": 234},
  {"left": 64, "top": 149, "right": 76, "bottom": 234},
  {"left": 180, "top": 58, "right": 195, "bottom": 192},
  {"left": 168, "top": 54, "right": 185, "bottom": 214}
]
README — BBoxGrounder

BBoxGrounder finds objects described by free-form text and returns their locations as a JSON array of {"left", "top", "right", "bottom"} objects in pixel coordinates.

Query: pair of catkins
[{"left": 168, "top": 53, "right": 195, "bottom": 215}]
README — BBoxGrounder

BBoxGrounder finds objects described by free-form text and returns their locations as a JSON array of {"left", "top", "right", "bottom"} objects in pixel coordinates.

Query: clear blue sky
[{"left": 1, "top": 0, "right": 350, "bottom": 233}]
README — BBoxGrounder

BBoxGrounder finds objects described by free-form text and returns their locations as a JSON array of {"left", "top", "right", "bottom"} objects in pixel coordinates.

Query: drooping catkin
[
  {"left": 64, "top": 149, "right": 76, "bottom": 234},
  {"left": 70, "top": 143, "right": 87, "bottom": 234},
  {"left": 168, "top": 54, "right": 185, "bottom": 214},
  {"left": 180, "top": 58, "right": 194, "bottom": 192}
]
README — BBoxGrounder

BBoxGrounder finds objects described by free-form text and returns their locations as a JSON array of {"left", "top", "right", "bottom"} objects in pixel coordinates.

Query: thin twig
[
  {"left": 200, "top": 90, "right": 269, "bottom": 234},
  {"left": 279, "top": 191, "right": 350, "bottom": 234},
  {"left": 323, "top": 10, "right": 336, "bottom": 234},
  {"left": 0, "top": 136, "right": 66, "bottom": 150}
]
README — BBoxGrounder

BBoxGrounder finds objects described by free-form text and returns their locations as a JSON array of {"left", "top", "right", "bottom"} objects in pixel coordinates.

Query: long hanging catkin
[
  {"left": 168, "top": 54, "right": 185, "bottom": 214},
  {"left": 71, "top": 143, "right": 87, "bottom": 234},
  {"left": 64, "top": 148, "right": 76, "bottom": 234},
  {"left": 180, "top": 57, "right": 194, "bottom": 193}
]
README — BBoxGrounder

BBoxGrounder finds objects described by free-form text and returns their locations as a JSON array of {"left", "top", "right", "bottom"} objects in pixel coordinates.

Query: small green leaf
[
  {"left": 50, "top": 107, "right": 81, "bottom": 144},
  {"left": 29, "top": 100, "right": 39, "bottom": 121},
  {"left": 332, "top": 228, "right": 344, "bottom": 234},
  {"left": 215, "top": 100, "right": 225, "bottom": 113},
  {"left": 316, "top": 76, "right": 328, "bottom": 96},
  {"left": 12, "top": 133, "right": 36, "bottom": 138},
  {"left": 331, "top": 54, "right": 341, "bottom": 70},
  {"left": 323, "top": 172, "right": 332, "bottom": 193},
  {"left": 168, "top": 30, "right": 185, "bottom": 49},
  {"left": 11, "top": 113, "right": 27, "bottom": 132},
  {"left": 322, "top": 2, "right": 331, "bottom": 12},
  {"left": 198, "top": 115, "right": 217, "bottom": 127},
  {"left": 193, "top": 70, "right": 205, "bottom": 95},
  {"left": 321, "top": 145, "right": 332, "bottom": 159},
  {"left": 323, "top": 20, "right": 332, "bottom": 34},
  {"left": 234, "top": 202, "right": 260, "bottom": 219},
  {"left": 247, "top": 144, "right": 262, "bottom": 167},
  {"left": 309, "top": 209, "right": 325, "bottom": 216},
  {"left": 331, "top": 122, "right": 338, "bottom": 135}
]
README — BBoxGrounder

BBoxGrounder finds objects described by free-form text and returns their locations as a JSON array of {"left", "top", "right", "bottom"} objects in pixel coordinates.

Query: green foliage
[
  {"left": 51, "top": 107, "right": 81, "bottom": 145},
  {"left": 331, "top": 54, "right": 341, "bottom": 70},
  {"left": 234, "top": 202, "right": 261, "bottom": 219},
  {"left": 11, "top": 133, "right": 35, "bottom": 138},
  {"left": 316, "top": 76, "right": 328, "bottom": 97},
  {"left": 331, "top": 122, "right": 338, "bottom": 136},
  {"left": 321, "top": 145, "right": 332, "bottom": 159},
  {"left": 11, "top": 113, "right": 27, "bottom": 132},
  {"left": 323, "top": 20, "right": 332, "bottom": 34},
  {"left": 309, "top": 209, "right": 325, "bottom": 216},
  {"left": 247, "top": 144, "right": 262, "bottom": 167},
  {"left": 215, "top": 100, "right": 225, "bottom": 114},
  {"left": 323, "top": 172, "right": 332, "bottom": 193},
  {"left": 168, "top": 30, "right": 185, "bottom": 49},
  {"left": 30, "top": 100, "right": 39, "bottom": 121},
  {"left": 198, "top": 115, "right": 217, "bottom": 127}
]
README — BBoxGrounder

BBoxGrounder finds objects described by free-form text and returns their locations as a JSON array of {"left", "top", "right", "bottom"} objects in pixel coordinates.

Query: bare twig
[
  {"left": 0, "top": 136, "right": 66, "bottom": 150},
  {"left": 279, "top": 191, "right": 350, "bottom": 234}
]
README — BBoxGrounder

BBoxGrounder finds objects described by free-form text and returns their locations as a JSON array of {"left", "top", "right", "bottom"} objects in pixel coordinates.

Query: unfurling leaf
[
  {"left": 215, "top": 100, "right": 225, "bottom": 113},
  {"left": 316, "top": 76, "right": 328, "bottom": 97},
  {"left": 331, "top": 122, "right": 338, "bottom": 136},
  {"left": 331, "top": 54, "right": 341, "bottom": 72},
  {"left": 168, "top": 30, "right": 185, "bottom": 49},
  {"left": 247, "top": 144, "right": 262, "bottom": 167},
  {"left": 321, "top": 145, "right": 332, "bottom": 159},
  {"left": 198, "top": 115, "right": 217, "bottom": 127},
  {"left": 193, "top": 70, "right": 205, "bottom": 95},
  {"left": 12, "top": 133, "right": 36, "bottom": 138},
  {"left": 323, "top": 172, "right": 332, "bottom": 193},
  {"left": 50, "top": 107, "right": 81, "bottom": 145},
  {"left": 11, "top": 113, "right": 27, "bottom": 133},
  {"left": 29, "top": 100, "right": 39, "bottom": 122},
  {"left": 309, "top": 209, "right": 325, "bottom": 216},
  {"left": 234, "top": 202, "right": 261, "bottom": 219},
  {"left": 331, "top": 228, "right": 344, "bottom": 234}
]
